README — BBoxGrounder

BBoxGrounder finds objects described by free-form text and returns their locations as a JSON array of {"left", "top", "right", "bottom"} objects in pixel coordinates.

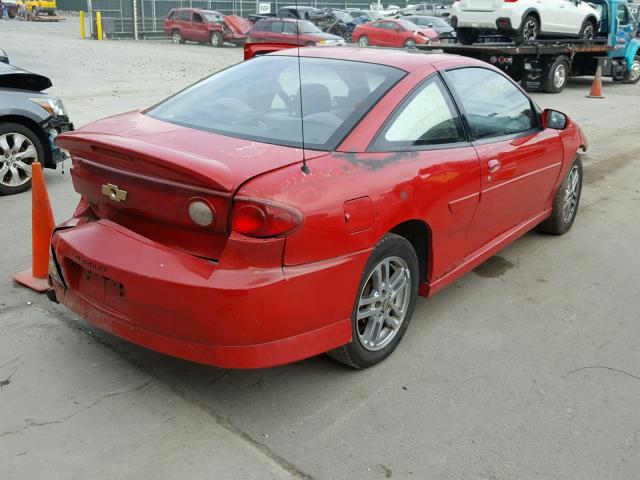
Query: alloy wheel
[
  {"left": 172, "top": 32, "right": 181, "bottom": 44},
  {"left": 554, "top": 64, "right": 567, "bottom": 89},
  {"left": 629, "top": 60, "right": 640, "bottom": 82},
  {"left": 356, "top": 256, "right": 411, "bottom": 352},
  {"left": 582, "top": 24, "right": 595, "bottom": 40},
  {"left": 0, "top": 132, "right": 37, "bottom": 188},
  {"left": 562, "top": 165, "right": 580, "bottom": 223},
  {"left": 523, "top": 19, "right": 538, "bottom": 42},
  {"left": 358, "top": 36, "right": 368, "bottom": 47}
]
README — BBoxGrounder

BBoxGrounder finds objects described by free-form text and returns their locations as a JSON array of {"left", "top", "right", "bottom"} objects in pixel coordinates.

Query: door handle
[{"left": 487, "top": 158, "right": 501, "bottom": 174}]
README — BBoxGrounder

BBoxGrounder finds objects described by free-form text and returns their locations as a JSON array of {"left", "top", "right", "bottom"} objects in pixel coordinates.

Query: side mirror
[{"left": 542, "top": 109, "right": 569, "bottom": 130}]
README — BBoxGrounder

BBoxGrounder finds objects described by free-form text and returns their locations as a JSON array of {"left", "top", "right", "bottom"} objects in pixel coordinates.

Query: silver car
[{"left": 0, "top": 60, "right": 73, "bottom": 195}]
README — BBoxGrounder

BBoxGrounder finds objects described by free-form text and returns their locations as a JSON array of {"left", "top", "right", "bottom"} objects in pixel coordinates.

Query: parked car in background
[
  {"left": 401, "top": 3, "right": 446, "bottom": 16},
  {"left": 248, "top": 18, "right": 345, "bottom": 46},
  {"left": 52, "top": 48, "right": 586, "bottom": 369},
  {"left": 0, "top": 62, "right": 72, "bottom": 195},
  {"left": 345, "top": 9, "right": 377, "bottom": 21},
  {"left": 164, "top": 8, "right": 250, "bottom": 47},
  {"left": 451, "top": 0, "right": 601, "bottom": 44},
  {"left": 277, "top": 5, "right": 320, "bottom": 19},
  {"left": 402, "top": 15, "right": 456, "bottom": 39},
  {"left": 353, "top": 19, "right": 439, "bottom": 47}
]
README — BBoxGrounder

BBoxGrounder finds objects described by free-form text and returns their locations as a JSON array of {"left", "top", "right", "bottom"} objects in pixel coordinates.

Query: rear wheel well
[
  {"left": 0, "top": 115, "right": 51, "bottom": 166},
  {"left": 389, "top": 220, "right": 430, "bottom": 284}
]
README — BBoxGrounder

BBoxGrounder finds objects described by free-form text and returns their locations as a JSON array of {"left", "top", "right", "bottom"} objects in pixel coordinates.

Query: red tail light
[
  {"left": 231, "top": 199, "right": 302, "bottom": 238},
  {"left": 504, "top": 0, "right": 518, "bottom": 2}
]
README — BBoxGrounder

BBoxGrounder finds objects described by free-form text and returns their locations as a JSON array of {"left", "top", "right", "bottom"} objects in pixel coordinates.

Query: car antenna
[{"left": 295, "top": 0, "right": 310, "bottom": 174}]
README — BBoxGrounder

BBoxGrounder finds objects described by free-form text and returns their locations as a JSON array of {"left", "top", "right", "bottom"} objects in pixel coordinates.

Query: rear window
[
  {"left": 253, "top": 19, "right": 270, "bottom": 31},
  {"left": 147, "top": 56, "right": 405, "bottom": 151}
]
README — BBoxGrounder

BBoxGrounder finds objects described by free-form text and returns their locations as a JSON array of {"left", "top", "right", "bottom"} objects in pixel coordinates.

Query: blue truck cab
[{"left": 600, "top": 0, "right": 640, "bottom": 81}]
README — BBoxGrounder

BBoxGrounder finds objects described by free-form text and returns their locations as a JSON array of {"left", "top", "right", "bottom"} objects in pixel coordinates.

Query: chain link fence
[{"left": 59, "top": 0, "right": 377, "bottom": 38}]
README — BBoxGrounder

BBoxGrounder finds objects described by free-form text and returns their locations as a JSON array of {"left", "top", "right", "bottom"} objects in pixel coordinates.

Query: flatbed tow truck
[{"left": 417, "top": 0, "right": 640, "bottom": 93}]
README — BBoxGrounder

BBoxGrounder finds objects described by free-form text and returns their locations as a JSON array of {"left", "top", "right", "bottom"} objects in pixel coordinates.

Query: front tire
[
  {"left": 538, "top": 156, "right": 582, "bottom": 235},
  {"left": 457, "top": 28, "right": 478, "bottom": 45},
  {"left": 327, "top": 233, "right": 419, "bottom": 369},
  {"left": 579, "top": 19, "right": 596, "bottom": 40},
  {"left": 515, "top": 14, "right": 539, "bottom": 44},
  {"left": 404, "top": 39, "right": 416, "bottom": 48},
  {"left": 210, "top": 31, "right": 223, "bottom": 47},
  {"left": 0, "top": 122, "right": 44, "bottom": 196},
  {"left": 622, "top": 56, "right": 640, "bottom": 84}
]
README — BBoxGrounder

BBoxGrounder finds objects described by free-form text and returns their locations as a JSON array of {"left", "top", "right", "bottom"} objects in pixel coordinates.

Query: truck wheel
[
  {"left": 327, "top": 233, "right": 419, "bottom": 369},
  {"left": 171, "top": 30, "right": 184, "bottom": 44},
  {"left": 543, "top": 57, "right": 570, "bottom": 93},
  {"left": 210, "top": 31, "right": 223, "bottom": 48},
  {"left": 622, "top": 56, "right": 640, "bottom": 84},
  {"left": 538, "top": 156, "right": 582, "bottom": 235},
  {"left": 457, "top": 28, "right": 478, "bottom": 45},
  {"left": 515, "top": 14, "right": 539, "bottom": 44},
  {"left": 0, "top": 122, "right": 44, "bottom": 196},
  {"left": 579, "top": 19, "right": 596, "bottom": 40}
]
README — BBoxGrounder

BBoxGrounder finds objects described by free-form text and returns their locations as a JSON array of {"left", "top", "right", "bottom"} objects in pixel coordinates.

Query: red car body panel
[
  {"left": 51, "top": 48, "right": 587, "bottom": 368},
  {"left": 353, "top": 19, "right": 439, "bottom": 47}
]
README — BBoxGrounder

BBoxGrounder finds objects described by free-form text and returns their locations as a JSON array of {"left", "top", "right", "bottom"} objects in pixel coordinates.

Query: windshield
[
  {"left": 298, "top": 20, "right": 322, "bottom": 33},
  {"left": 398, "top": 20, "right": 421, "bottom": 30},
  {"left": 334, "top": 12, "right": 355, "bottom": 22},
  {"left": 148, "top": 56, "right": 405, "bottom": 151},
  {"left": 424, "top": 16, "right": 448, "bottom": 27},
  {"left": 202, "top": 11, "right": 224, "bottom": 22}
]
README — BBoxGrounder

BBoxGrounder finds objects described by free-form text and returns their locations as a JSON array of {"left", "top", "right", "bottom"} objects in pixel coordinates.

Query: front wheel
[
  {"left": 0, "top": 122, "right": 44, "bottom": 196},
  {"left": 210, "top": 31, "right": 223, "bottom": 47},
  {"left": 357, "top": 35, "right": 369, "bottom": 47},
  {"left": 327, "top": 233, "right": 419, "bottom": 369},
  {"left": 623, "top": 56, "right": 640, "bottom": 84},
  {"left": 456, "top": 28, "right": 478, "bottom": 45},
  {"left": 404, "top": 39, "right": 416, "bottom": 48},
  {"left": 538, "top": 156, "right": 582, "bottom": 235},
  {"left": 579, "top": 19, "right": 596, "bottom": 40}
]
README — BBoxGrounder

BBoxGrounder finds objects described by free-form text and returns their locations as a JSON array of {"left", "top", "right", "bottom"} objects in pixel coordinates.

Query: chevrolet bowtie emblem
[{"left": 101, "top": 183, "right": 128, "bottom": 203}]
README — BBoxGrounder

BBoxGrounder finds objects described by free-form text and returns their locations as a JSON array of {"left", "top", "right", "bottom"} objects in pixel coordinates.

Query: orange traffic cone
[
  {"left": 14, "top": 162, "right": 56, "bottom": 292},
  {"left": 586, "top": 65, "right": 604, "bottom": 99}
]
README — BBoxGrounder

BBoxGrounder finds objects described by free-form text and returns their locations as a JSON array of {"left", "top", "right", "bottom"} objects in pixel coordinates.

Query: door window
[
  {"left": 177, "top": 10, "right": 190, "bottom": 21},
  {"left": 371, "top": 76, "right": 465, "bottom": 150},
  {"left": 282, "top": 22, "right": 296, "bottom": 34},
  {"left": 268, "top": 21, "right": 284, "bottom": 32},
  {"left": 445, "top": 67, "right": 537, "bottom": 140},
  {"left": 382, "top": 21, "right": 398, "bottom": 30},
  {"left": 193, "top": 12, "right": 203, "bottom": 23},
  {"left": 616, "top": 4, "right": 631, "bottom": 26}
]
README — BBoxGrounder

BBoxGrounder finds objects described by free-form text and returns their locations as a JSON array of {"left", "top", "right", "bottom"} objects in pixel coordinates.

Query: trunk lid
[
  {"left": 459, "top": 0, "right": 503, "bottom": 11},
  {"left": 56, "top": 111, "right": 319, "bottom": 260}
]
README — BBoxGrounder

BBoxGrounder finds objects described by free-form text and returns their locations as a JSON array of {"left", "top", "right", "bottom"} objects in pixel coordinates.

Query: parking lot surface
[{"left": 1, "top": 18, "right": 640, "bottom": 480}]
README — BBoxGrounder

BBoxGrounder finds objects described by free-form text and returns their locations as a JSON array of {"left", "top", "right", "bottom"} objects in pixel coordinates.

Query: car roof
[{"left": 271, "top": 47, "right": 485, "bottom": 72}]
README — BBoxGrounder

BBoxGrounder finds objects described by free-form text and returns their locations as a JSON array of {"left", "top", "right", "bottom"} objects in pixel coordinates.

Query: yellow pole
[
  {"left": 96, "top": 11, "right": 103, "bottom": 41},
  {"left": 79, "top": 11, "right": 85, "bottom": 39}
]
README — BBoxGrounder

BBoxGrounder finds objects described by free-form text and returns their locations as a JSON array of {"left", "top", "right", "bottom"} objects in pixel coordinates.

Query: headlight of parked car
[{"left": 29, "top": 97, "right": 68, "bottom": 116}]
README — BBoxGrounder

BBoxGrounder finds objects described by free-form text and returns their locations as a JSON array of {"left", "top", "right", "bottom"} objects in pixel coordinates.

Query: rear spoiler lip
[
  {"left": 243, "top": 42, "right": 302, "bottom": 61},
  {"left": 55, "top": 130, "right": 235, "bottom": 193}
]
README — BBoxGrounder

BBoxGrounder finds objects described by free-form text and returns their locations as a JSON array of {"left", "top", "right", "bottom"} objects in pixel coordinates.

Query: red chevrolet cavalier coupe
[
  {"left": 51, "top": 48, "right": 587, "bottom": 369},
  {"left": 352, "top": 19, "right": 439, "bottom": 48}
]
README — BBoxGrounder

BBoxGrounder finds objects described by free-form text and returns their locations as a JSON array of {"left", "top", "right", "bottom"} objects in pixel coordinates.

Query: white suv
[{"left": 451, "top": 0, "right": 601, "bottom": 44}]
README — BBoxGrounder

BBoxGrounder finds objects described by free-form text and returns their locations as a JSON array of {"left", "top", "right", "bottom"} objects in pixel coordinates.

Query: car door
[
  {"left": 178, "top": 9, "right": 193, "bottom": 39},
  {"left": 382, "top": 21, "right": 402, "bottom": 46},
  {"left": 191, "top": 12, "right": 209, "bottom": 42},
  {"left": 554, "top": 0, "right": 585, "bottom": 34},
  {"left": 368, "top": 74, "right": 481, "bottom": 282},
  {"left": 442, "top": 66, "right": 564, "bottom": 255},
  {"left": 281, "top": 20, "right": 299, "bottom": 44}
]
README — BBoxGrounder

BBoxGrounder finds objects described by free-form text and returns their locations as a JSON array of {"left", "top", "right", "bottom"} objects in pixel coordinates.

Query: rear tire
[
  {"left": 543, "top": 56, "right": 570, "bottom": 93},
  {"left": 0, "top": 122, "right": 44, "bottom": 196},
  {"left": 457, "top": 28, "right": 478, "bottom": 45},
  {"left": 538, "top": 156, "right": 582, "bottom": 235},
  {"left": 357, "top": 35, "right": 369, "bottom": 47},
  {"left": 327, "top": 233, "right": 419, "bottom": 369},
  {"left": 404, "top": 39, "right": 416, "bottom": 48},
  {"left": 171, "top": 30, "right": 185, "bottom": 44},
  {"left": 210, "top": 31, "right": 223, "bottom": 47},
  {"left": 622, "top": 56, "right": 640, "bottom": 84},
  {"left": 514, "top": 14, "right": 539, "bottom": 44}
]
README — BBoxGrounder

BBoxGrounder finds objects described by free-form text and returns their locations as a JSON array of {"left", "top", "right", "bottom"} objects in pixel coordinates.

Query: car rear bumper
[
  {"left": 50, "top": 219, "right": 367, "bottom": 368},
  {"left": 455, "top": 8, "right": 520, "bottom": 30}
]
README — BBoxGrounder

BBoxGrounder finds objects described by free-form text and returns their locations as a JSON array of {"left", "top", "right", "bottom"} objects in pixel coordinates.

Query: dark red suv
[
  {"left": 248, "top": 18, "right": 345, "bottom": 46},
  {"left": 163, "top": 8, "right": 250, "bottom": 47}
]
